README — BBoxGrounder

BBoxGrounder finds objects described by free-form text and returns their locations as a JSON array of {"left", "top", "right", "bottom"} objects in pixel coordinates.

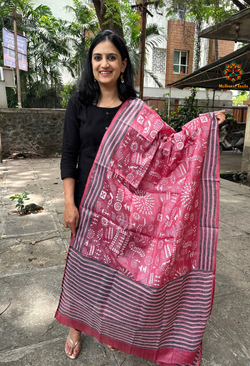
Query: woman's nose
[{"left": 101, "top": 57, "right": 109, "bottom": 68}]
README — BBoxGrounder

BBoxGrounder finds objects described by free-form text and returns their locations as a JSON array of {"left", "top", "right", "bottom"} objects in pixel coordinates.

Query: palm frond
[{"left": 145, "top": 69, "right": 164, "bottom": 88}]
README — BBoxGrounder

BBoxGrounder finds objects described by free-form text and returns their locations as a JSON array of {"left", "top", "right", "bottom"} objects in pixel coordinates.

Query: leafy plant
[
  {"left": 10, "top": 191, "right": 30, "bottom": 214},
  {"left": 152, "top": 89, "right": 203, "bottom": 132},
  {"left": 232, "top": 91, "right": 249, "bottom": 106},
  {"left": 60, "top": 82, "right": 75, "bottom": 108}
]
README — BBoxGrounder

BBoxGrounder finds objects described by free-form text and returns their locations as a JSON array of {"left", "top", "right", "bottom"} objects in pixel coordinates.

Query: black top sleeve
[{"left": 60, "top": 95, "right": 81, "bottom": 180}]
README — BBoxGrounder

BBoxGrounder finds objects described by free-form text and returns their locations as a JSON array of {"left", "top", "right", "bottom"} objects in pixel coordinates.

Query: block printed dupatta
[{"left": 55, "top": 98, "right": 220, "bottom": 366}]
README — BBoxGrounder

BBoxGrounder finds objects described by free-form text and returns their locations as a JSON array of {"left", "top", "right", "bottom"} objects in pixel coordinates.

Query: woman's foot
[
  {"left": 107, "top": 345, "right": 116, "bottom": 350},
  {"left": 65, "top": 328, "right": 81, "bottom": 359}
]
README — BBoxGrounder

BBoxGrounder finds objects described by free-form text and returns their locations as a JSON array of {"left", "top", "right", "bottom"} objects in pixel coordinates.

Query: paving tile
[
  {"left": 2, "top": 212, "right": 58, "bottom": 236},
  {"left": 0, "top": 335, "right": 118, "bottom": 366},
  {"left": 0, "top": 234, "right": 67, "bottom": 276},
  {"left": 0, "top": 267, "right": 65, "bottom": 352}
]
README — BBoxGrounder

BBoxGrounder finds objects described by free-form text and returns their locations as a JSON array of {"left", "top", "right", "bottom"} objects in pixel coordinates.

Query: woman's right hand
[{"left": 64, "top": 203, "right": 79, "bottom": 236}]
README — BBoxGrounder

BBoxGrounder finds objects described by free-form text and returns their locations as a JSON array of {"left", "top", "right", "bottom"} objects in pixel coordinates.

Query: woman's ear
[{"left": 122, "top": 58, "right": 128, "bottom": 73}]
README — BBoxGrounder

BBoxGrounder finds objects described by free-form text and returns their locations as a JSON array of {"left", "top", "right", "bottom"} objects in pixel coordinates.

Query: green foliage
[
  {"left": 165, "top": 0, "right": 238, "bottom": 23},
  {"left": 60, "top": 82, "right": 75, "bottom": 108},
  {"left": 1, "top": 0, "right": 98, "bottom": 108},
  {"left": 152, "top": 89, "right": 204, "bottom": 132},
  {"left": 232, "top": 91, "right": 249, "bottom": 106},
  {"left": 64, "top": 0, "right": 99, "bottom": 78},
  {"left": 10, "top": 191, "right": 30, "bottom": 214}
]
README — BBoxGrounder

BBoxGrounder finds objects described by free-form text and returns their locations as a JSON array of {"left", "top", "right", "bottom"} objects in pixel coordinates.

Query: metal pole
[
  {"left": 168, "top": 87, "right": 171, "bottom": 120},
  {"left": 13, "top": 8, "right": 22, "bottom": 108},
  {"left": 139, "top": 0, "right": 147, "bottom": 101},
  {"left": 212, "top": 89, "right": 215, "bottom": 109}
]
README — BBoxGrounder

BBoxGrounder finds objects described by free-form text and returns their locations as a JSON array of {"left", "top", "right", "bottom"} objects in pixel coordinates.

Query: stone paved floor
[{"left": 0, "top": 157, "right": 249, "bottom": 366}]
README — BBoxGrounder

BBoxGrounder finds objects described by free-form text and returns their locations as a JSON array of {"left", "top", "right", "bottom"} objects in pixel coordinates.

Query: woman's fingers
[
  {"left": 215, "top": 110, "right": 226, "bottom": 125},
  {"left": 64, "top": 205, "right": 79, "bottom": 236}
]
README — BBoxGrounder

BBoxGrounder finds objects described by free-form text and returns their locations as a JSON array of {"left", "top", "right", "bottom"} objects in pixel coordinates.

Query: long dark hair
[{"left": 78, "top": 30, "right": 137, "bottom": 105}]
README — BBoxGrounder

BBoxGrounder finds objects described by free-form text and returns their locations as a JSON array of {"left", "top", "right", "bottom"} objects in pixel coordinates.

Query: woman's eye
[
  {"left": 93, "top": 56, "right": 101, "bottom": 61},
  {"left": 108, "top": 56, "right": 116, "bottom": 61}
]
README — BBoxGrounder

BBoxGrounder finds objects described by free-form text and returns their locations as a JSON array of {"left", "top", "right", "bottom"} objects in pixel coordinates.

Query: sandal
[
  {"left": 107, "top": 345, "right": 116, "bottom": 350},
  {"left": 65, "top": 332, "right": 81, "bottom": 359}
]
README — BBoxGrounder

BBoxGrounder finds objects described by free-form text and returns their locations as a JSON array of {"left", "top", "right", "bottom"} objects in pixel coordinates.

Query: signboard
[
  {"left": 219, "top": 60, "right": 248, "bottom": 89},
  {"left": 0, "top": 67, "right": 15, "bottom": 87},
  {"left": 3, "top": 28, "right": 27, "bottom": 71}
]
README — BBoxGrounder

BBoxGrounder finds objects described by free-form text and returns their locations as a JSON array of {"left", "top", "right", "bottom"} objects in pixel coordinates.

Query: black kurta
[{"left": 61, "top": 93, "right": 122, "bottom": 208}]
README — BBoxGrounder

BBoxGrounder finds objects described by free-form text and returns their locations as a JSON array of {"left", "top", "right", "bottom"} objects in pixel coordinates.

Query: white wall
[
  {"left": 144, "top": 9, "right": 168, "bottom": 88},
  {"left": 35, "top": 0, "right": 75, "bottom": 21}
]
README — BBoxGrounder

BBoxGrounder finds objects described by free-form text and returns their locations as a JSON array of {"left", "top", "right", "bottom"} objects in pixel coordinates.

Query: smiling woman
[
  {"left": 55, "top": 29, "right": 225, "bottom": 366},
  {"left": 91, "top": 41, "right": 127, "bottom": 106}
]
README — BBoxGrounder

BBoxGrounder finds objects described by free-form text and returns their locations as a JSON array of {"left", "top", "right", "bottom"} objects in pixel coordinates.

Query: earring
[
  {"left": 120, "top": 74, "right": 124, "bottom": 83},
  {"left": 94, "top": 78, "right": 97, "bottom": 82}
]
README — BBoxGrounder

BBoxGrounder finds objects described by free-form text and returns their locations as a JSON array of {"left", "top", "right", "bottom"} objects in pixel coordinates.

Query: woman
[{"left": 55, "top": 30, "right": 225, "bottom": 365}]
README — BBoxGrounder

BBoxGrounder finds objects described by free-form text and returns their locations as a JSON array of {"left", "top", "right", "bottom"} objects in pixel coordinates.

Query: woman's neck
[{"left": 98, "top": 87, "right": 121, "bottom": 108}]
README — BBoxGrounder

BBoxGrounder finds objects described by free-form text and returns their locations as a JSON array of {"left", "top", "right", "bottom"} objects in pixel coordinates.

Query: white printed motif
[
  {"left": 114, "top": 202, "right": 122, "bottom": 211},
  {"left": 133, "top": 190, "right": 155, "bottom": 216},
  {"left": 80, "top": 107, "right": 211, "bottom": 287},
  {"left": 100, "top": 191, "right": 107, "bottom": 199},
  {"left": 137, "top": 115, "right": 144, "bottom": 125}
]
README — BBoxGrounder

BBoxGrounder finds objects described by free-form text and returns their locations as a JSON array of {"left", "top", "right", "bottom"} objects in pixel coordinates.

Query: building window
[
  {"left": 152, "top": 48, "right": 166, "bottom": 74},
  {"left": 176, "top": 4, "right": 186, "bottom": 20},
  {"left": 173, "top": 50, "right": 188, "bottom": 74},
  {"left": 172, "top": 4, "right": 186, "bottom": 20}
]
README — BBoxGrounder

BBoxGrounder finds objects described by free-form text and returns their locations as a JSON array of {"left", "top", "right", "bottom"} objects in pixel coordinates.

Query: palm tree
[{"left": 64, "top": 0, "right": 99, "bottom": 79}]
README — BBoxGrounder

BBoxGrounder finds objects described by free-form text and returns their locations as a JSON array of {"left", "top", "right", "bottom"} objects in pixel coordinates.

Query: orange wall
[
  {"left": 166, "top": 19, "right": 195, "bottom": 86},
  {"left": 208, "top": 39, "right": 235, "bottom": 63}
]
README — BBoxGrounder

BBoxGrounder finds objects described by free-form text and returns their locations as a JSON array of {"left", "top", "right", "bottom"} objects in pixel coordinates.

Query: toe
[
  {"left": 73, "top": 342, "right": 81, "bottom": 356},
  {"left": 65, "top": 338, "right": 73, "bottom": 356}
]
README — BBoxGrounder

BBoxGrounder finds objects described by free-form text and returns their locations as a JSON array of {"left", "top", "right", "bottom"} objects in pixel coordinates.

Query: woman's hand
[
  {"left": 64, "top": 203, "right": 79, "bottom": 236},
  {"left": 215, "top": 110, "right": 226, "bottom": 125}
]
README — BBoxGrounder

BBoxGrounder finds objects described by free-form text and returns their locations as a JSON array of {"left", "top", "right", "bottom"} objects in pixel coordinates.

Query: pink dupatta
[{"left": 55, "top": 98, "right": 220, "bottom": 366}]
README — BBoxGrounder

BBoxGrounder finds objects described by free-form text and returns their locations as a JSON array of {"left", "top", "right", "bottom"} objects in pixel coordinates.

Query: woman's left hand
[{"left": 215, "top": 110, "right": 226, "bottom": 125}]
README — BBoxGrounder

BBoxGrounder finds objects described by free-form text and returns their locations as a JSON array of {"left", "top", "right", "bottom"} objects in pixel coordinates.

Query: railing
[{"left": 144, "top": 98, "right": 248, "bottom": 123}]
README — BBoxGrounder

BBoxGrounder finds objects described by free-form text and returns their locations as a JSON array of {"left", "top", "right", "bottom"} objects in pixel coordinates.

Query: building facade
[{"left": 144, "top": 9, "right": 235, "bottom": 89}]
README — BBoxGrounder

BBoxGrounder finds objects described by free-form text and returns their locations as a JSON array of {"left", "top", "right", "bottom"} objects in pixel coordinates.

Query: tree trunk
[
  {"left": 92, "top": 0, "right": 124, "bottom": 40},
  {"left": 214, "top": 0, "right": 219, "bottom": 61},
  {"left": 243, "top": 0, "right": 250, "bottom": 4},
  {"left": 194, "top": 20, "right": 201, "bottom": 70},
  {"left": 231, "top": 0, "right": 246, "bottom": 10}
]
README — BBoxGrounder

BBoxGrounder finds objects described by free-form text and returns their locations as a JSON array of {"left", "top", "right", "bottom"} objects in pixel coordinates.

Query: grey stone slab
[
  {"left": 219, "top": 193, "right": 250, "bottom": 212},
  {"left": 2, "top": 212, "right": 58, "bottom": 236},
  {"left": 52, "top": 198, "right": 66, "bottom": 215},
  {"left": 219, "top": 205, "right": 250, "bottom": 234},
  {"left": 200, "top": 256, "right": 250, "bottom": 365},
  {"left": 0, "top": 234, "right": 67, "bottom": 276},
  {"left": 0, "top": 266, "right": 65, "bottom": 352},
  {"left": 217, "top": 237, "right": 250, "bottom": 276},
  {"left": 214, "top": 252, "right": 250, "bottom": 298},
  {"left": 220, "top": 179, "right": 250, "bottom": 198},
  {"left": 112, "top": 350, "right": 157, "bottom": 366},
  {"left": 218, "top": 221, "right": 245, "bottom": 239},
  {"left": 201, "top": 318, "right": 250, "bottom": 366},
  {"left": 0, "top": 335, "right": 118, "bottom": 366},
  {"left": 202, "top": 289, "right": 250, "bottom": 366}
]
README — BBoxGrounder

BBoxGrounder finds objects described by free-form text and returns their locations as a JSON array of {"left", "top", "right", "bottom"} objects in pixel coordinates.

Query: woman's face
[{"left": 92, "top": 40, "right": 127, "bottom": 89}]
